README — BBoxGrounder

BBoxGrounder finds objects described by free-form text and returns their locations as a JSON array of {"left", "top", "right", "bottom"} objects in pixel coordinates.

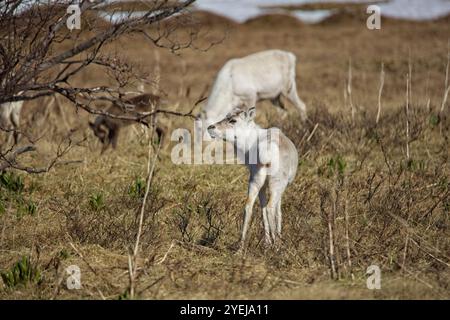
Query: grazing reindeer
[
  {"left": 0, "top": 91, "right": 24, "bottom": 147},
  {"left": 89, "top": 93, "right": 166, "bottom": 153},
  {"left": 207, "top": 106, "right": 298, "bottom": 247},
  {"left": 199, "top": 50, "right": 307, "bottom": 141}
]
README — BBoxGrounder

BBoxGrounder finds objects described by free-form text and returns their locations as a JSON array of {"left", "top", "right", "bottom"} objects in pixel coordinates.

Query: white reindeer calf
[{"left": 207, "top": 107, "right": 298, "bottom": 247}]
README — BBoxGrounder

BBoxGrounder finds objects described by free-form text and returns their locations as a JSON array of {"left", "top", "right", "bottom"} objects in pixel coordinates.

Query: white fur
[
  {"left": 208, "top": 108, "right": 298, "bottom": 246},
  {"left": 0, "top": 93, "right": 24, "bottom": 146},
  {"left": 200, "top": 49, "right": 307, "bottom": 135}
]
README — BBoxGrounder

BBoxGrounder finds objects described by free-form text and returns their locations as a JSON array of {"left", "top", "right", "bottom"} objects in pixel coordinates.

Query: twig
[
  {"left": 386, "top": 211, "right": 450, "bottom": 266},
  {"left": 320, "top": 189, "right": 338, "bottom": 280},
  {"left": 67, "top": 241, "right": 115, "bottom": 297},
  {"left": 137, "top": 276, "right": 165, "bottom": 296},
  {"left": 173, "top": 239, "right": 217, "bottom": 253},
  {"left": 405, "top": 70, "right": 411, "bottom": 160},
  {"left": 54, "top": 86, "right": 197, "bottom": 124},
  {"left": 376, "top": 62, "right": 384, "bottom": 125},
  {"left": 157, "top": 241, "right": 176, "bottom": 265},
  {"left": 344, "top": 197, "right": 354, "bottom": 280},
  {"left": 328, "top": 201, "right": 338, "bottom": 280},
  {"left": 68, "top": 242, "right": 100, "bottom": 278},
  {"left": 402, "top": 232, "right": 410, "bottom": 274},
  {"left": 306, "top": 123, "right": 319, "bottom": 143},
  {"left": 128, "top": 132, "right": 162, "bottom": 298},
  {"left": 0, "top": 133, "right": 85, "bottom": 173},
  {"left": 410, "top": 239, "right": 450, "bottom": 268},
  {"left": 266, "top": 275, "right": 303, "bottom": 286},
  {"left": 441, "top": 40, "right": 450, "bottom": 113},
  {"left": 0, "top": 145, "right": 36, "bottom": 171},
  {"left": 441, "top": 86, "right": 450, "bottom": 113},
  {"left": 347, "top": 58, "right": 355, "bottom": 123},
  {"left": 425, "top": 71, "right": 431, "bottom": 111},
  {"left": 350, "top": 237, "right": 439, "bottom": 293},
  {"left": 153, "top": 50, "right": 161, "bottom": 95}
]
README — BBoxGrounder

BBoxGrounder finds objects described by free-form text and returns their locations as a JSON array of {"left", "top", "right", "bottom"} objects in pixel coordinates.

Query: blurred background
[{"left": 193, "top": 0, "right": 450, "bottom": 23}]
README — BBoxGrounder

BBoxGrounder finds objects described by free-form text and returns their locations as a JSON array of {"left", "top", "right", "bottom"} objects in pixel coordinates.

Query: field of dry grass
[{"left": 1, "top": 8, "right": 450, "bottom": 299}]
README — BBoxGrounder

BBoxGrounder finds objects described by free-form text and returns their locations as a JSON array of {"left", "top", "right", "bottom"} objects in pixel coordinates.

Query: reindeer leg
[
  {"left": 240, "top": 166, "right": 267, "bottom": 251},
  {"left": 276, "top": 199, "right": 282, "bottom": 238},
  {"left": 271, "top": 95, "right": 288, "bottom": 120},
  {"left": 267, "top": 181, "right": 284, "bottom": 245},
  {"left": 258, "top": 182, "right": 271, "bottom": 246},
  {"left": 110, "top": 127, "right": 119, "bottom": 150},
  {"left": 284, "top": 84, "right": 307, "bottom": 122},
  {"left": 273, "top": 195, "right": 285, "bottom": 250},
  {"left": 5, "top": 125, "right": 14, "bottom": 147},
  {"left": 10, "top": 111, "right": 21, "bottom": 145},
  {"left": 100, "top": 141, "right": 109, "bottom": 154},
  {"left": 271, "top": 94, "right": 286, "bottom": 110},
  {"left": 100, "top": 128, "right": 116, "bottom": 154}
]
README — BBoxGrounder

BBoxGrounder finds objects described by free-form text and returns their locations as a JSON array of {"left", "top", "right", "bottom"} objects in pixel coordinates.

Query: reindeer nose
[{"left": 207, "top": 125, "right": 215, "bottom": 130}]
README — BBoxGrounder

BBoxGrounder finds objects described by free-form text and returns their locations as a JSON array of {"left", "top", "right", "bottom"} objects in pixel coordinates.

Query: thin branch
[
  {"left": 128, "top": 133, "right": 162, "bottom": 298},
  {"left": 376, "top": 62, "right": 384, "bottom": 125},
  {"left": 347, "top": 58, "right": 354, "bottom": 124},
  {"left": 440, "top": 40, "right": 449, "bottom": 113},
  {"left": 405, "top": 67, "right": 411, "bottom": 160}
]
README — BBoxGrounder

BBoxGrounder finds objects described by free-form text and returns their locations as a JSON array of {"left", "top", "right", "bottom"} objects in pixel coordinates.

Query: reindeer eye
[{"left": 229, "top": 119, "right": 237, "bottom": 124}]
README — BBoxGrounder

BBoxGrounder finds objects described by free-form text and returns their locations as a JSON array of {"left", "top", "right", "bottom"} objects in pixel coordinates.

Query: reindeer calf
[{"left": 207, "top": 106, "right": 298, "bottom": 248}]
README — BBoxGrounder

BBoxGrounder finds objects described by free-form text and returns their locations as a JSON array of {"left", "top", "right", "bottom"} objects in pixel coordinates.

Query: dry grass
[{"left": 1, "top": 10, "right": 450, "bottom": 299}]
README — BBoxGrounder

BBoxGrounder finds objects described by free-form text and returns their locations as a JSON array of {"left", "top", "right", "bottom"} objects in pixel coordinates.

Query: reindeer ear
[{"left": 247, "top": 107, "right": 256, "bottom": 120}]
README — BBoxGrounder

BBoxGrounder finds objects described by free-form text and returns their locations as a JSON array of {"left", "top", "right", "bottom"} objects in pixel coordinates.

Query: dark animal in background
[{"left": 88, "top": 93, "right": 167, "bottom": 153}]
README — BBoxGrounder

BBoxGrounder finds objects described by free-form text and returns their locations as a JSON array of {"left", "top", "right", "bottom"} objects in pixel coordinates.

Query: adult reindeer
[{"left": 198, "top": 49, "right": 307, "bottom": 139}]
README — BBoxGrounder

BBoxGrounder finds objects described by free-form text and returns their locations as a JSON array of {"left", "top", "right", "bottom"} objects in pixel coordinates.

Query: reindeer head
[{"left": 207, "top": 106, "right": 256, "bottom": 142}]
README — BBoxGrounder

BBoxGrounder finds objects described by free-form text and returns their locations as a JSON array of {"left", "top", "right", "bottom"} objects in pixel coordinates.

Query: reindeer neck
[{"left": 233, "top": 122, "right": 261, "bottom": 152}]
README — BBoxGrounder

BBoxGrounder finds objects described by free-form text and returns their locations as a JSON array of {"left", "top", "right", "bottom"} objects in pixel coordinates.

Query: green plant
[
  {"left": 443, "top": 200, "right": 450, "bottom": 213},
  {"left": 118, "top": 288, "right": 131, "bottom": 300},
  {"left": 318, "top": 155, "right": 347, "bottom": 178},
  {"left": 16, "top": 200, "right": 37, "bottom": 218},
  {"left": 128, "top": 177, "right": 145, "bottom": 199},
  {"left": 438, "top": 177, "right": 449, "bottom": 191},
  {"left": 365, "top": 127, "right": 380, "bottom": 142},
  {"left": 429, "top": 114, "right": 440, "bottom": 126},
  {"left": 58, "top": 249, "right": 70, "bottom": 260},
  {"left": 404, "top": 158, "right": 427, "bottom": 172},
  {"left": 1, "top": 256, "right": 41, "bottom": 289},
  {"left": 26, "top": 201, "right": 37, "bottom": 215},
  {"left": 0, "top": 172, "right": 24, "bottom": 193},
  {"left": 28, "top": 180, "right": 41, "bottom": 194},
  {"left": 89, "top": 193, "right": 105, "bottom": 211},
  {"left": 335, "top": 156, "right": 347, "bottom": 175}
]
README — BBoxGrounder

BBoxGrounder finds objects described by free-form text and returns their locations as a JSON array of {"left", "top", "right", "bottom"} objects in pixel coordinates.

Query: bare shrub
[{"left": 64, "top": 179, "right": 167, "bottom": 250}]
